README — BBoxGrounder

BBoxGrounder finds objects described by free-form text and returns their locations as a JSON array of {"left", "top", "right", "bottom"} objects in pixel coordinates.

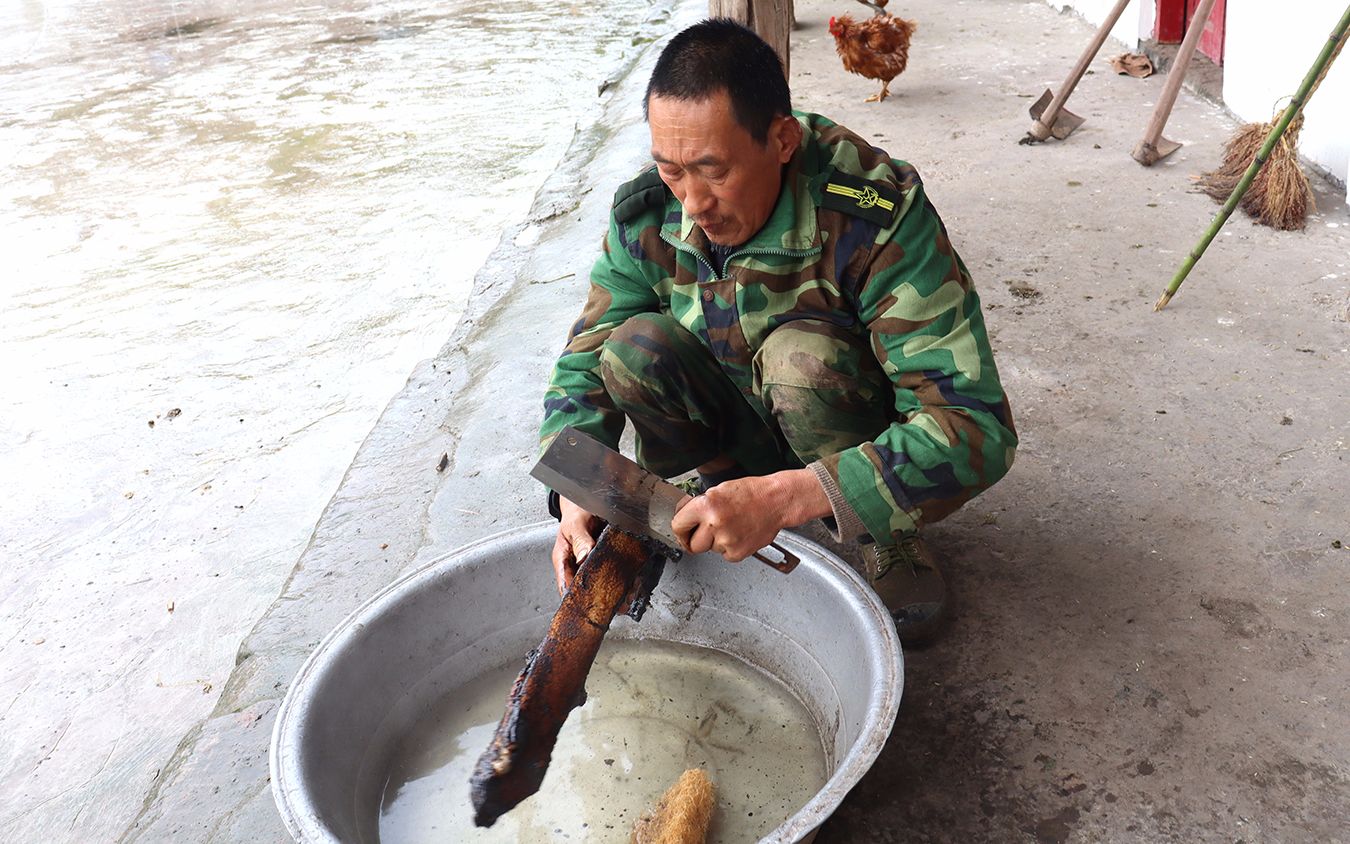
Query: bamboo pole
[
  {"left": 1131, "top": 0, "right": 1218, "bottom": 165},
  {"left": 1022, "top": 0, "right": 1132, "bottom": 143},
  {"left": 1155, "top": 4, "right": 1350, "bottom": 311}
]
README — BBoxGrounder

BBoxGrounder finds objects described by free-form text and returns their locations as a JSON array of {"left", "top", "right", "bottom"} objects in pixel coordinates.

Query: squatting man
[{"left": 538, "top": 19, "right": 1016, "bottom": 642}]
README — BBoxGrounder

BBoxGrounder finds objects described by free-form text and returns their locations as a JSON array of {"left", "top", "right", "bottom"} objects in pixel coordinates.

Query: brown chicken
[{"left": 828, "top": 9, "right": 917, "bottom": 103}]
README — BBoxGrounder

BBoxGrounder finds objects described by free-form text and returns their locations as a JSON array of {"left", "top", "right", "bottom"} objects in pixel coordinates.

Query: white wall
[
  {"left": 1136, "top": 0, "right": 1156, "bottom": 44},
  {"left": 1223, "top": 2, "right": 1349, "bottom": 194},
  {"left": 1046, "top": 0, "right": 1143, "bottom": 49}
]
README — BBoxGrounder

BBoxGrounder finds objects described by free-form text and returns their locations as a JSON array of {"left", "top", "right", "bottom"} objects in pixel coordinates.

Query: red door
[
  {"left": 1189, "top": 0, "right": 1226, "bottom": 64},
  {"left": 1155, "top": 0, "right": 1226, "bottom": 64}
]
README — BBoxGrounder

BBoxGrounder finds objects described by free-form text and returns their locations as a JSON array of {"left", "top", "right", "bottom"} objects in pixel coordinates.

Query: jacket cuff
[{"left": 809, "top": 461, "right": 870, "bottom": 543}]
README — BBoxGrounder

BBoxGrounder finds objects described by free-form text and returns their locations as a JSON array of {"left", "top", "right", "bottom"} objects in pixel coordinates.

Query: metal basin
[{"left": 271, "top": 522, "right": 903, "bottom": 842}]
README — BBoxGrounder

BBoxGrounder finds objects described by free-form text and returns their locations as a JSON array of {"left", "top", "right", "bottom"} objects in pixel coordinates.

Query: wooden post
[{"left": 710, "top": 0, "right": 793, "bottom": 75}]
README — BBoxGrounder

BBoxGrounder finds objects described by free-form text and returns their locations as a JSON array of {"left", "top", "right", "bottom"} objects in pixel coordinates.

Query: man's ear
[{"left": 774, "top": 114, "right": 803, "bottom": 164}]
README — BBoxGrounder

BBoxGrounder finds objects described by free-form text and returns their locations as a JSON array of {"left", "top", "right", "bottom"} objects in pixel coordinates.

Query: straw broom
[
  {"left": 1199, "top": 113, "right": 1311, "bottom": 230},
  {"left": 1197, "top": 112, "right": 1313, "bottom": 231},
  {"left": 1196, "top": 9, "right": 1349, "bottom": 231},
  {"left": 1156, "top": 5, "right": 1350, "bottom": 311}
]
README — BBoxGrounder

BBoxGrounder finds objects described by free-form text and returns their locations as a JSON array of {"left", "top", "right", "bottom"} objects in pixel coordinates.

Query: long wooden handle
[
  {"left": 1030, "top": 0, "right": 1133, "bottom": 138},
  {"left": 1137, "top": 0, "right": 1219, "bottom": 148}
]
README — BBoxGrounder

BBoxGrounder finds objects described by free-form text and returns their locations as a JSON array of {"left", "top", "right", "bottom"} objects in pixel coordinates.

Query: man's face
[{"left": 647, "top": 90, "right": 800, "bottom": 246}]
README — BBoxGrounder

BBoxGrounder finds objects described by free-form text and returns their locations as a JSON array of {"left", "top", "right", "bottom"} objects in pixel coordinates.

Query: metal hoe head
[
  {"left": 1026, "top": 89, "right": 1086, "bottom": 142},
  {"left": 1131, "top": 135, "right": 1183, "bottom": 166}
]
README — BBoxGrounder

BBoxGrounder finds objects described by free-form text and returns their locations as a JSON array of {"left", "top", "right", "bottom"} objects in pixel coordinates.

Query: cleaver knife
[{"left": 531, "top": 426, "right": 799, "bottom": 574}]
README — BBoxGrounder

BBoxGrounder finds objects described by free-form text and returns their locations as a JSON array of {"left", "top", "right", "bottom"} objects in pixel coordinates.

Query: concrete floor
[{"left": 118, "top": 0, "right": 1349, "bottom": 840}]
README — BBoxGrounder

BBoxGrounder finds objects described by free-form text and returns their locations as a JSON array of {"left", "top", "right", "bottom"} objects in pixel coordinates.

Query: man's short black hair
[{"left": 644, "top": 18, "right": 792, "bottom": 145}]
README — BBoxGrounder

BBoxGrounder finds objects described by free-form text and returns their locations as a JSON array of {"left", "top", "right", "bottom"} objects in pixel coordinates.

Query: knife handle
[{"left": 753, "top": 541, "right": 799, "bottom": 574}]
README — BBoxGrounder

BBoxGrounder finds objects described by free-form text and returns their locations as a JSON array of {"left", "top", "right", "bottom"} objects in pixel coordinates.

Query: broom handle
[
  {"left": 1156, "top": 3, "right": 1350, "bottom": 311},
  {"left": 1030, "top": 0, "right": 1133, "bottom": 138}
]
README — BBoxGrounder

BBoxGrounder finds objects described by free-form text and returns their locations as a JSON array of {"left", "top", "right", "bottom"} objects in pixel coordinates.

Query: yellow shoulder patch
[{"left": 819, "top": 170, "right": 901, "bottom": 228}]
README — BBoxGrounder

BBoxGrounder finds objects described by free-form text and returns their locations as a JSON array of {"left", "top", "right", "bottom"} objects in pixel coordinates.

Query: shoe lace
[
  {"left": 871, "top": 537, "right": 924, "bottom": 579},
  {"left": 869, "top": 543, "right": 902, "bottom": 579}
]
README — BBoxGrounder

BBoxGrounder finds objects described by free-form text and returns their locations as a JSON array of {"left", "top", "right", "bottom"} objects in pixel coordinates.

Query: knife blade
[{"left": 531, "top": 426, "right": 799, "bottom": 574}]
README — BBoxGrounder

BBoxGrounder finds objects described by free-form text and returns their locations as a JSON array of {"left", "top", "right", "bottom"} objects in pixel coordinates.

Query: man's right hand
[{"left": 551, "top": 496, "right": 601, "bottom": 596}]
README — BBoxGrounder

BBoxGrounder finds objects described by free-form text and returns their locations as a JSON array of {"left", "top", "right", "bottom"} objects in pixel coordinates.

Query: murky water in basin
[
  {"left": 380, "top": 638, "right": 829, "bottom": 843},
  {"left": 0, "top": 0, "right": 670, "bottom": 838}
]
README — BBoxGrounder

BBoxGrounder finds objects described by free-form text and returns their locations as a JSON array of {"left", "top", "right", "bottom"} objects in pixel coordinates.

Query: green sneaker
[{"left": 859, "top": 535, "right": 947, "bottom": 644}]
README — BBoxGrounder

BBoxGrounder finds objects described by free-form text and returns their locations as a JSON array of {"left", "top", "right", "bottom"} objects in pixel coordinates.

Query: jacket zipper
[
  {"left": 660, "top": 231, "right": 721, "bottom": 279},
  {"left": 659, "top": 230, "right": 822, "bottom": 281},
  {"left": 727, "top": 244, "right": 823, "bottom": 265}
]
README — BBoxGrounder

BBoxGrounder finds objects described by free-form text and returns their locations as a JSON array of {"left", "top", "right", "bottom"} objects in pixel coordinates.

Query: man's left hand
[{"left": 670, "top": 468, "right": 831, "bottom": 561}]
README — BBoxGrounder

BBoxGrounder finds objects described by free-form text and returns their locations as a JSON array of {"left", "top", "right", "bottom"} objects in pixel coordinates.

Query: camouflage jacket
[{"left": 541, "top": 112, "right": 1016, "bottom": 543}]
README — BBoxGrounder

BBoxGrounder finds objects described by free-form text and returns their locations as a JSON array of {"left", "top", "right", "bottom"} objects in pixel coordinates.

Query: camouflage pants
[{"left": 598, "top": 313, "right": 893, "bottom": 482}]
